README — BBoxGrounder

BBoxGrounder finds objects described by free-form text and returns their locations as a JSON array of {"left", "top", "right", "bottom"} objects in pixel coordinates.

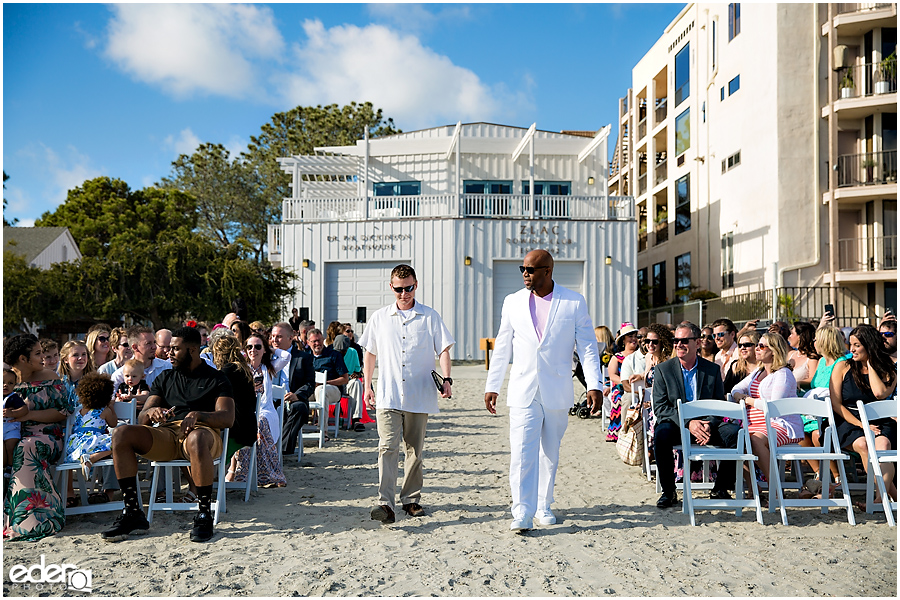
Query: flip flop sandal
[
  {"left": 87, "top": 491, "right": 110, "bottom": 504},
  {"left": 66, "top": 497, "right": 80, "bottom": 508}
]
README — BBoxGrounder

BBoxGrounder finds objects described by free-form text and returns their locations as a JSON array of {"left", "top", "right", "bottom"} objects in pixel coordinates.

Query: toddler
[
  {"left": 3, "top": 368, "right": 29, "bottom": 474},
  {"left": 65, "top": 372, "right": 117, "bottom": 480},
  {"left": 40, "top": 339, "right": 60, "bottom": 372},
  {"left": 116, "top": 359, "right": 150, "bottom": 410}
]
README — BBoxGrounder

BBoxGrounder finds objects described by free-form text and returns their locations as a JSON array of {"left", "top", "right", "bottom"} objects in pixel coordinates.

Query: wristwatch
[{"left": 444, "top": 377, "right": 453, "bottom": 385}]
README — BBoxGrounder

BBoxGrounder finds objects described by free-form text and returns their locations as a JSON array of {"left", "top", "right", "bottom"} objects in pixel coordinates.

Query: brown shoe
[
  {"left": 402, "top": 503, "right": 425, "bottom": 517},
  {"left": 370, "top": 504, "right": 395, "bottom": 523}
]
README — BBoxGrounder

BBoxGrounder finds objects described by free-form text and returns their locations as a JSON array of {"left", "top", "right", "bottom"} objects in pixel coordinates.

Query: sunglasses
[
  {"left": 738, "top": 342, "right": 755, "bottom": 349},
  {"left": 700, "top": 334, "right": 714, "bottom": 341},
  {"left": 97, "top": 336, "right": 109, "bottom": 343},
  {"left": 645, "top": 338, "right": 660, "bottom": 345},
  {"left": 882, "top": 331, "right": 895, "bottom": 338},
  {"left": 713, "top": 332, "right": 730, "bottom": 338},
  {"left": 757, "top": 343, "right": 769, "bottom": 350},
  {"left": 392, "top": 284, "right": 415, "bottom": 293},
  {"left": 118, "top": 342, "right": 130, "bottom": 348},
  {"left": 246, "top": 343, "right": 263, "bottom": 351},
  {"left": 519, "top": 265, "right": 550, "bottom": 274},
  {"left": 673, "top": 337, "right": 696, "bottom": 345}
]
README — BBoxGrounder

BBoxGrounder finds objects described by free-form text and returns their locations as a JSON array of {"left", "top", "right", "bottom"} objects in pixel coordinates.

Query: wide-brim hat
[{"left": 616, "top": 323, "right": 639, "bottom": 346}]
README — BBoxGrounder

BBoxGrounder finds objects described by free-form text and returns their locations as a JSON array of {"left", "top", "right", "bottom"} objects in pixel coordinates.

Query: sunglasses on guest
[
  {"left": 673, "top": 337, "right": 696, "bottom": 345},
  {"left": 700, "top": 334, "right": 714, "bottom": 341},
  {"left": 97, "top": 336, "right": 109, "bottom": 343},
  {"left": 738, "top": 342, "right": 756, "bottom": 349},
  {"left": 713, "top": 332, "right": 730, "bottom": 338},
  {"left": 245, "top": 343, "right": 263, "bottom": 351},
  {"left": 519, "top": 265, "right": 549, "bottom": 274},
  {"left": 118, "top": 342, "right": 130, "bottom": 348},
  {"left": 756, "top": 343, "right": 770, "bottom": 350},
  {"left": 392, "top": 284, "right": 415, "bottom": 293},
  {"left": 882, "top": 331, "right": 895, "bottom": 338},
  {"left": 644, "top": 338, "right": 660, "bottom": 346}
]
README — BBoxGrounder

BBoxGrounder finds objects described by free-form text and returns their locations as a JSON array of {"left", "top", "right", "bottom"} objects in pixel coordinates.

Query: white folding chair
[
  {"left": 677, "top": 398, "right": 763, "bottom": 526},
  {"left": 763, "top": 397, "right": 855, "bottom": 525},
  {"left": 147, "top": 428, "right": 229, "bottom": 525},
  {"left": 302, "top": 372, "right": 340, "bottom": 450},
  {"left": 223, "top": 390, "right": 267, "bottom": 502},
  {"left": 56, "top": 401, "right": 139, "bottom": 516},
  {"left": 640, "top": 387, "right": 656, "bottom": 483},
  {"left": 272, "top": 384, "right": 286, "bottom": 468},
  {"left": 857, "top": 400, "right": 898, "bottom": 526}
]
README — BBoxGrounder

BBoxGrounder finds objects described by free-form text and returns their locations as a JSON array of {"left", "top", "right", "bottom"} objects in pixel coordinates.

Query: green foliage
[
  {"left": 776, "top": 293, "right": 798, "bottom": 321},
  {"left": 3, "top": 172, "right": 17, "bottom": 226},
  {"left": 690, "top": 289, "right": 719, "bottom": 301},
  {"left": 3, "top": 251, "right": 49, "bottom": 332}
]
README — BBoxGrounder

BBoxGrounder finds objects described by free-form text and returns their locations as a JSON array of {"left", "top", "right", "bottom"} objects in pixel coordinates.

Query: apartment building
[{"left": 612, "top": 3, "right": 896, "bottom": 324}]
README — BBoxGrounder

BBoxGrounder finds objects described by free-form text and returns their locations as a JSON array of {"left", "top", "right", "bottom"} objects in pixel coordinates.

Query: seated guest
[
  {"left": 636, "top": 323, "right": 674, "bottom": 390},
  {"left": 699, "top": 327, "right": 717, "bottom": 362},
  {"left": 101, "top": 326, "right": 234, "bottom": 543},
  {"left": 652, "top": 322, "right": 736, "bottom": 508},
  {"left": 111, "top": 326, "right": 172, "bottom": 395},
  {"left": 333, "top": 332, "right": 365, "bottom": 428},
  {"left": 155, "top": 328, "right": 173, "bottom": 361},
  {"left": 268, "top": 322, "right": 315, "bottom": 456},
  {"left": 211, "top": 336, "right": 258, "bottom": 468},
  {"left": 879, "top": 315, "right": 897, "bottom": 361},
  {"left": 788, "top": 321, "right": 820, "bottom": 393},
  {"left": 768, "top": 321, "right": 792, "bottom": 344},
  {"left": 829, "top": 324, "right": 897, "bottom": 505},
  {"left": 342, "top": 323, "right": 364, "bottom": 366},
  {"left": 723, "top": 331, "right": 760, "bottom": 394},
  {"left": 712, "top": 318, "right": 739, "bottom": 380},
  {"left": 115, "top": 359, "right": 151, "bottom": 409},
  {"left": 730, "top": 333, "right": 804, "bottom": 487},
  {"left": 307, "top": 328, "right": 351, "bottom": 427},
  {"left": 97, "top": 328, "right": 132, "bottom": 376},
  {"left": 87, "top": 324, "right": 114, "bottom": 372}
]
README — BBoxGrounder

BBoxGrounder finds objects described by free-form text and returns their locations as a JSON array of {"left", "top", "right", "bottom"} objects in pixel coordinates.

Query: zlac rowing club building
[{"left": 268, "top": 122, "right": 637, "bottom": 360}]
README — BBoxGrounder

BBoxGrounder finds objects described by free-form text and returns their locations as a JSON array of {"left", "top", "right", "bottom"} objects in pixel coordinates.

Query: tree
[
  {"left": 158, "top": 143, "right": 264, "bottom": 259},
  {"left": 4, "top": 172, "right": 18, "bottom": 226},
  {"left": 3, "top": 251, "right": 49, "bottom": 332},
  {"left": 242, "top": 102, "right": 400, "bottom": 252}
]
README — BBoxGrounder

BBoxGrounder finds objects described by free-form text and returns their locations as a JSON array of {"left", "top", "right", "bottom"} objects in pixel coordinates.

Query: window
[
  {"left": 675, "top": 252, "right": 692, "bottom": 301},
  {"left": 711, "top": 20, "right": 717, "bottom": 71},
  {"left": 720, "top": 87, "right": 725, "bottom": 101},
  {"left": 373, "top": 181, "right": 421, "bottom": 196},
  {"left": 675, "top": 108, "right": 691, "bottom": 157},
  {"left": 674, "top": 44, "right": 690, "bottom": 107},
  {"left": 638, "top": 267, "right": 651, "bottom": 310},
  {"left": 675, "top": 174, "right": 691, "bottom": 235},
  {"left": 721, "top": 151, "right": 741, "bottom": 173},
  {"left": 728, "top": 75, "right": 740, "bottom": 96},
  {"left": 721, "top": 232, "right": 734, "bottom": 289},
  {"left": 521, "top": 181, "right": 571, "bottom": 195},
  {"left": 463, "top": 180, "right": 512, "bottom": 216},
  {"left": 652, "top": 260, "right": 667, "bottom": 307},
  {"left": 728, "top": 3, "right": 740, "bottom": 41}
]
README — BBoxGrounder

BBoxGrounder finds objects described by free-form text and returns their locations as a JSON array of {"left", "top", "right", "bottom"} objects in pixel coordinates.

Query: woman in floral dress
[{"left": 3, "top": 334, "right": 71, "bottom": 541}]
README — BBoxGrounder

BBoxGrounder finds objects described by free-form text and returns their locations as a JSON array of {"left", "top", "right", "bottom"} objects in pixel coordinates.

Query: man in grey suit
[{"left": 651, "top": 322, "right": 738, "bottom": 508}]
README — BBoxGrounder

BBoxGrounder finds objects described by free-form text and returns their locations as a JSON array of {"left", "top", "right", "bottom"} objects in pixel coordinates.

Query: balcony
[
  {"left": 655, "top": 159, "right": 668, "bottom": 186},
  {"left": 835, "top": 60, "right": 896, "bottom": 99},
  {"left": 281, "top": 194, "right": 635, "bottom": 222},
  {"left": 655, "top": 99, "right": 667, "bottom": 127},
  {"left": 638, "top": 173, "right": 647, "bottom": 196},
  {"left": 638, "top": 117, "right": 647, "bottom": 141},
  {"left": 655, "top": 218, "right": 668, "bottom": 245},
  {"left": 838, "top": 235, "right": 897, "bottom": 271},
  {"left": 836, "top": 3, "right": 894, "bottom": 15},
  {"left": 837, "top": 151, "right": 898, "bottom": 187},
  {"left": 638, "top": 231, "right": 647, "bottom": 253}
]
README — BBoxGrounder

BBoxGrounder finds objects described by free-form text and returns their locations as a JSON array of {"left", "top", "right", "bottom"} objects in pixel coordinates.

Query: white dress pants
[{"left": 508, "top": 388, "right": 569, "bottom": 520}]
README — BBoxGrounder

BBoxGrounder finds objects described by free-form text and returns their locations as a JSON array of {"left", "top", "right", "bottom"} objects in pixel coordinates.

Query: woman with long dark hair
[
  {"left": 788, "top": 321, "right": 820, "bottom": 393},
  {"left": 829, "top": 324, "right": 897, "bottom": 503},
  {"left": 3, "top": 335, "right": 71, "bottom": 541},
  {"left": 212, "top": 336, "right": 258, "bottom": 479}
]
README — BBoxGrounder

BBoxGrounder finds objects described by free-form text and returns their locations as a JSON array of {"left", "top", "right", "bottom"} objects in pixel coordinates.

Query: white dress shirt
[
  {"left": 110, "top": 357, "right": 172, "bottom": 397},
  {"left": 358, "top": 300, "right": 455, "bottom": 414}
]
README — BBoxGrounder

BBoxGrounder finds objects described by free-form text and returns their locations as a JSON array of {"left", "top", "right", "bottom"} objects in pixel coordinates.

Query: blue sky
[{"left": 3, "top": 3, "right": 684, "bottom": 226}]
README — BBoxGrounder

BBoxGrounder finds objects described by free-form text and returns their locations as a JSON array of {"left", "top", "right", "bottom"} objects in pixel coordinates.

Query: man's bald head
[{"left": 524, "top": 249, "right": 554, "bottom": 269}]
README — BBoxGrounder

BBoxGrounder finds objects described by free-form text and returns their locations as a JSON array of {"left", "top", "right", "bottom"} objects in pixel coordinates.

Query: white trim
[
  {"left": 512, "top": 123, "right": 536, "bottom": 162},
  {"left": 577, "top": 125, "right": 610, "bottom": 163}
]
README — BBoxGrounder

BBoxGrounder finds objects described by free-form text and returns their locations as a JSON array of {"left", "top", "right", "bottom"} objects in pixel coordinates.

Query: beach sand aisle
[{"left": 3, "top": 365, "right": 896, "bottom": 596}]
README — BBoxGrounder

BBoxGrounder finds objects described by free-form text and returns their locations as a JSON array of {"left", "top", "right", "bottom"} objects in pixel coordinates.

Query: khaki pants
[{"left": 376, "top": 409, "right": 429, "bottom": 510}]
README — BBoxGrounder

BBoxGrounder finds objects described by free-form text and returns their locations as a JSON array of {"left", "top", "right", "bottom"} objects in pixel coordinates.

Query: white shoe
[
  {"left": 509, "top": 517, "right": 532, "bottom": 532},
  {"left": 535, "top": 509, "right": 557, "bottom": 525}
]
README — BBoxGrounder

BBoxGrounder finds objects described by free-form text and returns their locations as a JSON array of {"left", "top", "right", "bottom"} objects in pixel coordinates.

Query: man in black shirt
[{"left": 102, "top": 326, "right": 234, "bottom": 543}]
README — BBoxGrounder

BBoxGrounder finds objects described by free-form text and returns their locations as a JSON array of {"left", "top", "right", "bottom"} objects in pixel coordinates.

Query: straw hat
[{"left": 615, "top": 322, "right": 639, "bottom": 346}]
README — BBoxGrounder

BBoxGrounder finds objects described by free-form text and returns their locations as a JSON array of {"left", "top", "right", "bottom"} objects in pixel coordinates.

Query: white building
[
  {"left": 3, "top": 226, "right": 82, "bottom": 269},
  {"left": 269, "top": 122, "right": 636, "bottom": 360},
  {"left": 611, "top": 2, "right": 896, "bottom": 326}
]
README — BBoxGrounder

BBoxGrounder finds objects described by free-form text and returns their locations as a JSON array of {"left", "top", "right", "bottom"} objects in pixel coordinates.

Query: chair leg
[
  {"left": 148, "top": 467, "right": 162, "bottom": 524},
  {"left": 773, "top": 459, "right": 788, "bottom": 526},
  {"left": 834, "top": 455, "right": 856, "bottom": 525}
]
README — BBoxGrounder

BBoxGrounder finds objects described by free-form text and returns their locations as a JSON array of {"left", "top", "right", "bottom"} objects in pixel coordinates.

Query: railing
[
  {"left": 836, "top": 59, "right": 897, "bottom": 99},
  {"left": 638, "top": 231, "right": 647, "bottom": 253},
  {"left": 637, "top": 118, "right": 647, "bottom": 141},
  {"left": 655, "top": 159, "right": 668, "bottom": 186},
  {"left": 835, "top": 3, "right": 894, "bottom": 15},
  {"left": 638, "top": 173, "right": 647, "bottom": 196},
  {"left": 282, "top": 194, "right": 635, "bottom": 222},
  {"left": 836, "top": 150, "right": 898, "bottom": 187},
  {"left": 839, "top": 235, "right": 897, "bottom": 271},
  {"left": 267, "top": 224, "right": 282, "bottom": 257},
  {"left": 655, "top": 219, "right": 668, "bottom": 244},
  {"left": 655, "top": 99, "right": 667, "bottom": 126}
]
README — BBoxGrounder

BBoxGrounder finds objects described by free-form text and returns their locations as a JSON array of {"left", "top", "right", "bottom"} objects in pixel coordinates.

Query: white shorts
[{"left": 4, "top": 420, "right": 21, "bottom": 440}]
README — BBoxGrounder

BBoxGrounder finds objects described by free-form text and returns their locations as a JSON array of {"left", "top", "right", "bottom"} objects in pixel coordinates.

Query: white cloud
[
  {"left": 8, "top": 144, "right": 103, "bottom": 221},
  {"left": 164, "top": 128, "right": 202, "bottom": 157},
  {"left": 366, "top": 4, "right": 473, "bottom": 33},
  {"left": 43, "top": 145, "right": 103, "bottom": 203},
  {"left": 278, "top": 20, "right": 514, "bottom": 129},
  {"left": 104, "top": 4, "right": 285, "bottom": 99}
]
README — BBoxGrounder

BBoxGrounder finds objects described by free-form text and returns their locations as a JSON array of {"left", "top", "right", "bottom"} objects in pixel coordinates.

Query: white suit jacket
[{"left": 485, "top": 283, "right": 603, "bottom": 410}]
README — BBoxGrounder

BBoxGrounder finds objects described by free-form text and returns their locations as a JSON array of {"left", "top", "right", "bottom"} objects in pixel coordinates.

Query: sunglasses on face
[
  {"left": 246, "top": 344, "right": 263, "bottom": 351},
  {"left": 97, "top": 336, "right": 109, "bottom": 343},
  {"left": 392, "top": 285, "right": 415, "bottom": 293},
  {"left": 757, "top": 343, "right": 769, "bottom": 350},
  {"left": 882, "top": 331, "right": 895, "bottom": 338},
  {"left": 714, "top": 332, "right": 729, "bottom": 338},
  {"left": 673, "top": 337, "right": 696, "bottom": 345},
  {"left": 519, "top": 265, "right": 549, "bottom": 274},
  {"left": 118, "top": 342, "right": 130, "bottom": 348},
  {"left": 700, "top": 334, "right": 714, "bottom": 341},
  {"left": 645, "top": 338, "right": 660, "bottom": 345},
  {"left": 738, "top": 342, "right": 755, "bottom": 349}
]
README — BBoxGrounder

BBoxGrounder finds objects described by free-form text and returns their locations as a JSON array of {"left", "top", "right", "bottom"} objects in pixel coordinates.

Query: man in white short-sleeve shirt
[{"left": 359, "top": 264, "right": 455, "bottom": 524}]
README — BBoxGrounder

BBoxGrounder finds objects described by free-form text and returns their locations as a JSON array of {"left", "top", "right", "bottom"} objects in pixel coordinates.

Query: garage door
[
  {"left": 325, "top": 262, "right": 396, "bottom": 336},
  {"left": 491, "top": 260, "right": 584, "bottom": 336}
]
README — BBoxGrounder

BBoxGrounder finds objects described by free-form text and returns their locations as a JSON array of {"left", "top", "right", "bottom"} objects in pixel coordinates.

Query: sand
[{"left": 3, "top": 364, "right": 897, "bottom": 597}]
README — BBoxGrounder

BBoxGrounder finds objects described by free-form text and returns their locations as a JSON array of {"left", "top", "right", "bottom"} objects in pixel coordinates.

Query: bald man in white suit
[{"left": 485, "top": 250, "right": 603, "bottom": 532}]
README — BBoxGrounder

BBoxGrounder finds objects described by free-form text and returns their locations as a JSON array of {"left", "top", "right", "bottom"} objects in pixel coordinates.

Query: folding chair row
[{"left": 857, "top": 399, "right": 898, "bottom": 526}]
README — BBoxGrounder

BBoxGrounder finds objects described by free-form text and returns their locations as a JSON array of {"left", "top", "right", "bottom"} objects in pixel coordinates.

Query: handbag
[{"left": 616, "top": 406, "right": 644, "bottom": 466}]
